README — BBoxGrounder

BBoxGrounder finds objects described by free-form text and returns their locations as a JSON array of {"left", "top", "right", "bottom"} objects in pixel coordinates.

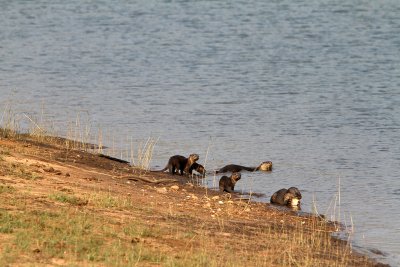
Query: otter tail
[{"left": 151, "top": 165, "right": 168, "bottom": 172}]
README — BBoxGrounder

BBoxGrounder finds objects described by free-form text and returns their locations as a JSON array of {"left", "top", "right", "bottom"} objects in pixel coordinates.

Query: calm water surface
[{"left": 1, "top": 1, "right": 400, "bottom": 265}]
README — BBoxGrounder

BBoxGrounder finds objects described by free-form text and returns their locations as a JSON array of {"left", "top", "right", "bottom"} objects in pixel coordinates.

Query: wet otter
[
  {"left": 270, "top": 187, "right": 302, "bottom": 207},
  {"left": 188, "top": 162, "right": 206, "bottom": 177},
  {"left": 215, "top": 161, "right": 272, "bottom": 174},
  {"left": 157, "top": 154, "right": 199, "bottom": 175},
  {"left": 219, "top": 172, "right": 241, "bottom": 193},
  {"left": 257, "top": 161, "right": 273, "bottom": 171}
]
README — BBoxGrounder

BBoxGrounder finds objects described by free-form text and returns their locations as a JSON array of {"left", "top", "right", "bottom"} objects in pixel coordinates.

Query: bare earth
[{"left": 0, "top": 135, "right": 388, "bottom": 266}]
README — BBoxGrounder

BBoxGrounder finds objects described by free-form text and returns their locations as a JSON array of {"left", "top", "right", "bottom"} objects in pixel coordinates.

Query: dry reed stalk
[{"left": 0, "top": 102, "right": 20, "bottom": 138}]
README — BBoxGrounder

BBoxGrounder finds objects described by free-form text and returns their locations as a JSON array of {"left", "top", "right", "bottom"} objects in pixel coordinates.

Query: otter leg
[
  {"left": 169, "top": 165, "right": 175, "bottom": 175},
  {"left": 178, "top": 164, "right": 184, "bottom": 175},
  {"left": 224, "top": 186, "right": 234, "bottom": 193}
]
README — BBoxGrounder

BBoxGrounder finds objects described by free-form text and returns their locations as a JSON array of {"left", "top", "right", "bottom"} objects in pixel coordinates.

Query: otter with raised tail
[
  {"left": 219, "top": 172, "right": 241, "bottom": 193},
  {"left": 157, "top": 154, "right": 199, "bottom": 175},
  {"left": 270, "top": 187, "right": 302, "bottom": 207},
  {"left": 215, "top": 161, "right": 272, "bottom": 174}
]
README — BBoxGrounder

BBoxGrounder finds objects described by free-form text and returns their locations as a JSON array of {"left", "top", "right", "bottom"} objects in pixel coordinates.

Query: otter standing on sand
[
  {"left": 188, "top": 162, "right": 206, "bottom": 177},
  {"left": 157, "top": 154, "right": 199, "bottom": 175},
  {"left": 215, "top": 161, "right": 272, "bottom": 174},
  {"left": 219, "top": 172, "right": 241, "bottom": 193},
  {"left": 270, "top": 187, "right": 302, "bottom": 207}
]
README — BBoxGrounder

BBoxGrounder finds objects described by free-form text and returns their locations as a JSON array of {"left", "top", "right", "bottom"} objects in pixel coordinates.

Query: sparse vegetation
[
  {"left": 49, "top": 193, "right": 88, "bottom": 206},
  {"left": 1, "top": 104, "right": 158, "bottom": 169},
  {"left": 86, "top": 192, "right": 134, "bottom": 209},
  {"left": 1, "top": 186, "right": 372, "bottom": 267},
  {"left": 0, "top": 103, "right": 20, "bottom": 139},
  {"left": 0, "top": 185, "right": 15, "bottom": 194}
]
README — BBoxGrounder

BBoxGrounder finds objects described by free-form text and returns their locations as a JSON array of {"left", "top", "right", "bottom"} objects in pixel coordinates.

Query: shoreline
[{"left": 0, "top": 132, "right": 389, "bottom": 266}]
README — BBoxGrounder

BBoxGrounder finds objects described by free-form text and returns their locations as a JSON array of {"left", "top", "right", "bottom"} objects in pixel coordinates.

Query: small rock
[
  {"left": 170, "top": 185, "right": 179, "bottom": 191},
  {"left": 203, "top": 203, "right": 211, "bottom": 208},
  {"left": 190, "top": 194, "right": 198, "bottom": 200},
  {"left": 65, "top": 173, "right": 70, "bottom": 177},
  {"left": 216, "top": 232, "right": 231, "bottom": 237},
  {"left": 218, "top": 201, "right": 224, "bottom": 205},
  {"left": 211, "top": 196, "right": 220, "bottom": 200},
  {"left": 157, "top": 187, "right": 168, "bottom": 194}
]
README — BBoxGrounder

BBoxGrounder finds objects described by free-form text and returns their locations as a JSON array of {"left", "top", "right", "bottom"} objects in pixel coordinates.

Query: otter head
[
  {"left": 283, "top": 192, "right": 296, "bottom": 206},
  {"left": 258, "top": 161, "right": 273, "bottom": 171},
  {"left": 231, "top": 172, "right": 241, "bottom": 184},
  {"left": 196, "top": 164, "right": 205, "bottom": 175},
  {"left": 285, "top": 187, "right": 302, "bottom": 207},
  {"left": 188, "top": 154, "right": 199, "bottom": 163},
  {"left": 287, "top": 187, "right": 302, "bottom": 199}
]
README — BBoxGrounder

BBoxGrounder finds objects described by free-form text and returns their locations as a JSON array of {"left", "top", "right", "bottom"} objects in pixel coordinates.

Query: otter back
[
  {"left": 215, "top": 161, "right": 272, "bottom": 174},
  {"left": 157, "top": 154, "right": 199, "bottom": 176}
]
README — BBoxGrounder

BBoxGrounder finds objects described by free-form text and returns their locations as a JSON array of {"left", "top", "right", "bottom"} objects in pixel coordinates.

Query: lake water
[{"left": 1, "top": 1, "right": 399, "bottom": 265}]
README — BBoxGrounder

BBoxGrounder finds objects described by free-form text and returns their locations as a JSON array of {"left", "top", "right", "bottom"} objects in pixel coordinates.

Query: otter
[
  {"left": 215, "top": 161, "right": 272, "bottom": 174},
  {"left": 270, "top": 187, "right": 302, "bottom": 207},
  {"left": 219, "top": 172, "right": 241, "bottom": 193},
  {"left": 157, "top": 154, "right": 199, "bottom": 175},
  {"left": 188, "top": 162, "right": 206, "bottom": 177}
]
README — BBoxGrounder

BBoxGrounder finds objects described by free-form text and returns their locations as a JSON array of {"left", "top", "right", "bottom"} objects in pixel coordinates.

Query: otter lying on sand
[
  {"left": 215, "top": 161, "right": 272, "bottom": 174},
  {"left": 156, "top": 154, "right": 199, "bottom": 175},
  {"left": 270, "top": 187, "right": 302, "bottom": 207},
  {"left": 219, "top": 172, "right": 241, "bottom": 193}
]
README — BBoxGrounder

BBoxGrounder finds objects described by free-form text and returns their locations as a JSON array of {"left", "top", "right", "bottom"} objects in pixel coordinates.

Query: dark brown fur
[
  {"left": 270, "top": 187, "right": 302, "bottom": 206},
  {"left": 188, "top": 162, "right": 206, "bottom": 177},
  {"left": 157, "top": 154, "right": 199, "bottom": 175},
  {"left": 219, "top": 172, "right": 241, "bottom": 193},
  {"left": 215, "top": 161, "right": 272, "bottom": 174}
]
